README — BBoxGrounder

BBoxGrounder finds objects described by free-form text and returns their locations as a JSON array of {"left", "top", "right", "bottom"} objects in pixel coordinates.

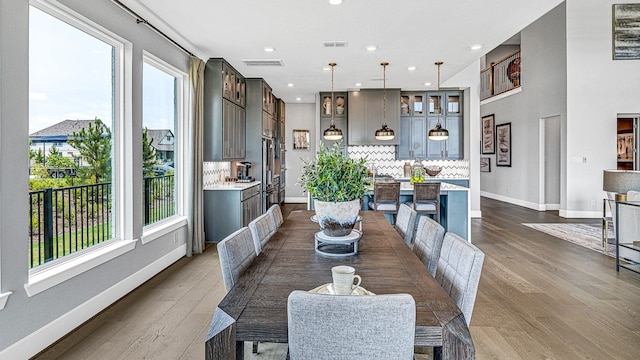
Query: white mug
[
  {"left": 336, "top": 106, "right": 344, "bottom": 115},
  {"left": 331, "top": 265, "right": 362, "bottom": 295},
  {"left": 323, "top": 102, "right": 332, "bottom": 114}
]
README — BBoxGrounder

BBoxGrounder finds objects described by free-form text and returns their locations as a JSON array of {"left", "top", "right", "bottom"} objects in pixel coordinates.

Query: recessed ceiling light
[
  {"left": 328, "top": 0, "right": 343, "bottom": 5},
  {"left": 296, "top": 97, "right": 302, "bottom": 101},
  {"left": 424, "top": 82, "right": 432, "bottom": 86},
  {"left": 264, "top": 47, "right": 275, "bottom": 52},
  {"left": 366, "top": 45, "right": 378, "bottom": 52},
  {"left": 408, "top": 66, "right": 417, "bottom": 71},
  {"left": 287, "top": 83, "right": 294, "bottom": 87},
  {"left": 355, "top": 82, "right": 362, "bottom": 87},
  {"left": 470, "top": 44, "right": 483, "bottom": 50}
]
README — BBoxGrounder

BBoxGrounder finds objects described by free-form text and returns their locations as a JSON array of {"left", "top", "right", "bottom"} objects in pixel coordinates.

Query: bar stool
[
  {"left": 368, "top": 182, "right": 401, "bottom": 223},
  {"left": 411, "top": 182, "right": 440, "bottom": 223}
]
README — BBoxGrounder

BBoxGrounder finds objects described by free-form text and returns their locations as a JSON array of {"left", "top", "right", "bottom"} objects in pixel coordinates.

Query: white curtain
[{"left": 186, "top": 56, "right": 206, "bottom": 256}]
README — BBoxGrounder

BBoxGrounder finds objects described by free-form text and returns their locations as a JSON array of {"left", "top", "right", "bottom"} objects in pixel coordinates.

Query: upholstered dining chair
[
  {"left": 248, "top": 213, "right": 276, "bottom": 255},
  {"left": 413, "top": 215, "right": 446, "bottom": 277},
  {"left": 287, "top": 290, "right": 416, "bottom": 360},
  {"left": 368, "top": 181, "right": 401, "bottom": 222},
  {"left": 216, "top": 226, "right": 262, "bottom": 354},
  {"left": 267, "top": 204, "right": 284, "bottom": 229},
  {"left": 395, "top": 203, "right": 417, "bottom": 245},
  {"left": 411, "top": 182, "right": 441, "bottom": 223},
  {"left": 435, "top": 232, "right": 485, "bottom": 325}
]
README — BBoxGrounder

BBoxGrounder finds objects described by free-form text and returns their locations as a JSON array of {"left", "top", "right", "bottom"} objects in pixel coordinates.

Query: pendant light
[
  {"left": 428, "top": 61, "right": 449, "bottom": 141},
  {"left": 375, "top": 62, "right": 395, "bottom": 140},
  {"left": 323, "top": 62, "right": 343, "bottom": 140}
]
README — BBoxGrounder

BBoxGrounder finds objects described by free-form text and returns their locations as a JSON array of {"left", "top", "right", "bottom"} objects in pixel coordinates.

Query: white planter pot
[{"left": 314, "top": 199, "right": 361, "bottom": 237}]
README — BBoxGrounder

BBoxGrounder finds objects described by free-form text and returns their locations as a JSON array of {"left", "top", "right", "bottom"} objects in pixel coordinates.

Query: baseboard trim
[
  {"left": 0, "top": 244, "right": 187, "bottom": 360},
  {"left": 470, "top": 210, "right": 482, "bottom": 218},
  {"left": 481, "top": 192, "right": 544, "bottom": 211},
  {"left": 559, "top": 209, "right": 600, "bottom": 219}
]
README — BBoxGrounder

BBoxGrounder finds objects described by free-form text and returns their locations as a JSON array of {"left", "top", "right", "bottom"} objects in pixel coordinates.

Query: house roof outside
[
  {"left": 146, "top": 129, "right": 174, "bottom": 152},
  {"left": 29, "top": 119, "right": 100, "bottom": 143}
]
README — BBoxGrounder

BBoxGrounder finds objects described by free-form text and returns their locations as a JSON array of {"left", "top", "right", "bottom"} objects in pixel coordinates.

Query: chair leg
[{"left": 252, "top": 341, "right": 258, "bottom": 354}]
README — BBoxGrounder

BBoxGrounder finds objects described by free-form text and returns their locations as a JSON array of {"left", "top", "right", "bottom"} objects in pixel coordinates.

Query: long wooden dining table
[{"left": 205, "top": 210, "right": 475, "bottom": 359}]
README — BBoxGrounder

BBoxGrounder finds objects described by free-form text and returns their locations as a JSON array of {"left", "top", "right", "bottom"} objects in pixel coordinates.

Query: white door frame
[{"left": 539, "top": 115, "right": 562, "bottom": 211}]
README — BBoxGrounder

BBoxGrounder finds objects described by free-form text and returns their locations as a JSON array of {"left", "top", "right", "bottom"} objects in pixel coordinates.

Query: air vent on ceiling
[
  {"left": 241, "top": 59, "right": 284, "bottom": 66},
  {"left": 323, "top": 41, "right": 348, "bottom": 48}
]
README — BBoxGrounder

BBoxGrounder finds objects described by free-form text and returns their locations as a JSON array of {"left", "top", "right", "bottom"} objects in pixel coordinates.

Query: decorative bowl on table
[{"left": 425, "top": 166, "right": 442, "bottom": 177}]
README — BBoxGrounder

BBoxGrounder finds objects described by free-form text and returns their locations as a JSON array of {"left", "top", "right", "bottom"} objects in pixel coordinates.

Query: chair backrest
[
  {"left": 413, "top": 182, "right": 440, "bottom": 207},
  {"left": 395, "top": 203, "right": 417, "bottom": 245},
  {"left": 248, "top": 213, "right": 276, "bottom": 255},
  {"left": 413, "top": 215, "right": 446, "bottom": 276},
  {"left": 287, "top": 291, "right": 416, "bottom": 360},
  {"left": 435, "top": 232, "right": 485, "bottom": 325},
  {"left": 267, "top": 204, "right": 284, "bottom": 229},
  {"left": 216, "top": 227, "right": 256, "bottom": 292},
  {"left": 372, "top": 181, "right": 401, "bottom": 213}
]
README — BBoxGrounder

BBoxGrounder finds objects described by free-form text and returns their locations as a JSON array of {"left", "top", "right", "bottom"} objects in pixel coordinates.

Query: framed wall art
[
  {"left": 292, "top": 129, "right": 310, "bottom": 150},
  {"left": 480, "top": 157, "right": 491, "bottom": 172},
  {"left": 481, "top": 114, "right": 495, "bottom": 154},
  {"left": 496, "top": 123, "right": 512, "bottom": 167},
  {"left": 613, "top": 4, "right": 640, "bottom": 60}
]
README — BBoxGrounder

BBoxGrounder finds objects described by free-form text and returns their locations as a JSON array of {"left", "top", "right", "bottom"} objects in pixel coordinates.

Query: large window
[
  {"left": 142, "top": 56, "right": 179, "bottom": 225},
  {"left": 28, "top": 4, "right": 116, "bottom": 268}
]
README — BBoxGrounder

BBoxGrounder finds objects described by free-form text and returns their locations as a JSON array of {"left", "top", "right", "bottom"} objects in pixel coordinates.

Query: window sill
[
  {"left": 0, "top": 291, "right": 12, "bottom": 310},
  {"left": 24, "top": 239, "right": 137, "bottom": 297},
  {"left": 141, "top": 216, "right": 188, "bottom": 245}
]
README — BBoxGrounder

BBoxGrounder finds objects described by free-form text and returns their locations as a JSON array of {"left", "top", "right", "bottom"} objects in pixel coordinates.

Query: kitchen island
[{"left": 203, "top": 181, "right": 261, "bottom": 243}]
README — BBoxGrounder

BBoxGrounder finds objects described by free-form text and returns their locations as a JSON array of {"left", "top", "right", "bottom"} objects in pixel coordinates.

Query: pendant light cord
[
  {"left": 436, "top": 61, "right": 443, "bottom": 125},
  {"left": 330, "top": 63, "right": 336, "bottom": 127},
  {"left": 382, "top": 62, "right": 387, "bottom": 127}
]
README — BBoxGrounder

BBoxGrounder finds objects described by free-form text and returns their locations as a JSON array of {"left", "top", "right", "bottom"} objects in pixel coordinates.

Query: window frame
[
  {"left": 25, "top": 0, "right": 136, "bottom": 297},
  {"left": 140, "top": 51, "right": 188, "bottom": 244}
]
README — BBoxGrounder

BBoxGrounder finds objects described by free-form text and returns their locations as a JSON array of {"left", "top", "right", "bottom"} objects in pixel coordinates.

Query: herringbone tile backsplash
[{"left": 347, "top": 145, "right": 469, "bottom": 179}]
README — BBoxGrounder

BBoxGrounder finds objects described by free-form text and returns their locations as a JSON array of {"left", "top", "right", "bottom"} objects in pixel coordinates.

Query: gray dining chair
[
  {"left": 435, "top": 232, "right": 485, "bottom": 325},
  {"left": 395, "top": 203, "right": 417, "bottom": 245},
  {"left": 248, "top": 212, "right": 276, "bottom": 255},
  {"left": 413, "top": 215, "right": 446, "bottom": 276},
  {"left": 267, "top": 204, "right": 284, "bottom": 229},
  {"left": 287, "top": 290, "right": 416, "bottom": 360},
  {"left": 216, "top": 226, "right": 263, "bottom": 354}
]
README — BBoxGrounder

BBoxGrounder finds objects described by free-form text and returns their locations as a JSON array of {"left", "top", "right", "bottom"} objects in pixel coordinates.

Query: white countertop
[
  {"left": 204, "top": 181, "right": 261, "bottom": 191},
  {"left": 393, "top": 177, "right": 469, "bottom": 182},
  {"left": 367, "top": 181, "right": 468, "bottom": 192}
]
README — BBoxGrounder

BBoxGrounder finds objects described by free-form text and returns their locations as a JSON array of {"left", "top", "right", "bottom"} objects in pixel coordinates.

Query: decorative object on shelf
[
  {"left": 481, "top": 114, "right": 495, "bottom": 154},
  {"left": 410, "top": 158, "right": 425, "bottom": 184},
  {"left": 425, "top": 165, "right": 443, "bottom": 177},
  {"left": 428, "top": 61, "right": 449, "bottom": 141},
  {"left": 292, "top": 129, "right": 310, "bottom": 150},
  {"left": 480, "top": 157, "right": 491, "bottom": 172},
  {"left": 323, "top": 63, "right": 343, "bottom": 140},
  {"left": 299, "top": 142, "right": 369, "bottom": 236},
  {"left": 613, "top": 4, "right": 640, "bottom": 60},
  {"left": 495, "top": 122, "right": 512, "bottom": 167},
  {"left": 374, "top": 62, "right": 395, "bottom": 140},
  {"left": 403, "top": 161, "right": 412, "bottom": 177},
  {"left": 603, "top": 170, "right": 640, "bottom": 202}
]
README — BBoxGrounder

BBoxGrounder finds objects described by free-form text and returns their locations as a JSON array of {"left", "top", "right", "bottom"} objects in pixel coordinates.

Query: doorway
[{"left": 539, "top": 116, "right": 561, "bottom": 210}]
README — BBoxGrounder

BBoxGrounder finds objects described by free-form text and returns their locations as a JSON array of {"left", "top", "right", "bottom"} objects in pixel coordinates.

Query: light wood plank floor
[{"left": 33, "top": 198, "right": 640, "bottom": 359}]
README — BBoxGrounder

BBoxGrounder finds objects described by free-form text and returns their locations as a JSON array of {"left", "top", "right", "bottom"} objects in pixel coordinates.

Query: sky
[{"left": 29, "top": 6, "right": 175, "bottom": 135}]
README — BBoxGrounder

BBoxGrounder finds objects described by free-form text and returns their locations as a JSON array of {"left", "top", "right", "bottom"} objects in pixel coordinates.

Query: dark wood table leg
[
  {"left": 442, "top": 314, "right": 475, "bottom": 359},
  {"left": 236, "top": 341, "right": 244, "bottom": 359},
  {"left": 433, "top": 346, "right": 442, "bottom": 360}
]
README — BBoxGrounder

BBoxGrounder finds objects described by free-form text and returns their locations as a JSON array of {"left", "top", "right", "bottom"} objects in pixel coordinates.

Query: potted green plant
[{"left": 298, "top": 143, "right": 369, "bottom": 237}]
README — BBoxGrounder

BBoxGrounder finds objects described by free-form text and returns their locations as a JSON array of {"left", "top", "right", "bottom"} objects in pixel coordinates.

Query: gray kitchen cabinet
[
  {"left": 204, "top": 58, "right": 246, "bottom": 161},
  {"left": 398, "top": 92, "right": 427, "bottom": 159},
  {"left": 426, "top": 90, "right": 463, "bottom": 159},
  {"left": 204, "top": 184, "right": 261, "bottom": 243},
  {"left": 348, "top": 89, "right": 401, "bottom": 145},
  {"left": 319, "top": 91, "right": 348, "bottom": 150}
]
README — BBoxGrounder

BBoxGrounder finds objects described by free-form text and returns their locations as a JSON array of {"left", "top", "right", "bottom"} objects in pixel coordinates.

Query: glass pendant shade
[
  {"left": 375, "top": 61, "right": 394, "bottom": 140},
  {"left": 428, "top": 61, "right": 449, "bottom": 141},
  {"left": 323, "top": 62, "right": 343, "bottom": 140}
]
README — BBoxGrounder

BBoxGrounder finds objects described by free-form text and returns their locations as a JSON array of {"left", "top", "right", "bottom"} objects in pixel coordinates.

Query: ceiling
[{"left": 121, "top": 0, "right": 563, "bottom": 104}]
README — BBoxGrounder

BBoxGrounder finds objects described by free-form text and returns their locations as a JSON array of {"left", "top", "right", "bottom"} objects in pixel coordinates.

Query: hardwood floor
[{"left": 32, "top": 199, "right": 640, "bottom": 359}]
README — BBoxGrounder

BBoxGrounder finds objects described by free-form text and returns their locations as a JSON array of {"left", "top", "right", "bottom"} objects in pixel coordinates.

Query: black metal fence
[{"left": 28, "top": 174, "right": 175, "bottom": 268}]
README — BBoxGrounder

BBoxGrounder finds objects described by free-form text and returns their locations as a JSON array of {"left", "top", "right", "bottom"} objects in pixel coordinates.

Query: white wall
[
  {"left": 285, "top": 103, "right": 316, "bottom": 202},
  {"left": 564, "top": 0, "right": 640, "bottom": 217},
  {"left": 0, "top": 0, "right": 191, "bottom": 357}
]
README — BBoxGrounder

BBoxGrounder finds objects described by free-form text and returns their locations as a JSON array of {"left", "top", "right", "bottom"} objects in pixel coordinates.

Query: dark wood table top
[{"left": 206, "top": 210, "right": 475, "bottom": 359}]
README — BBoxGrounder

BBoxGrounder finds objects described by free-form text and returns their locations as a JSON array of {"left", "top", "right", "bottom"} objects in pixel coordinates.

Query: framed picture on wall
[
  {"left": 480, "top": 157, "right": 491, "bottom": 172},
  {"left": 481, "top": 114, "right": 495, "bottom": 154},
  {"left": 292, "top": 129, "right": 310, "bottom": 150},
  {"left": 496, "top": 123, "right": 512, "bottom": 167},
  {"left": 613, "top": 4, "right": 640, "bottom": 60}
]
